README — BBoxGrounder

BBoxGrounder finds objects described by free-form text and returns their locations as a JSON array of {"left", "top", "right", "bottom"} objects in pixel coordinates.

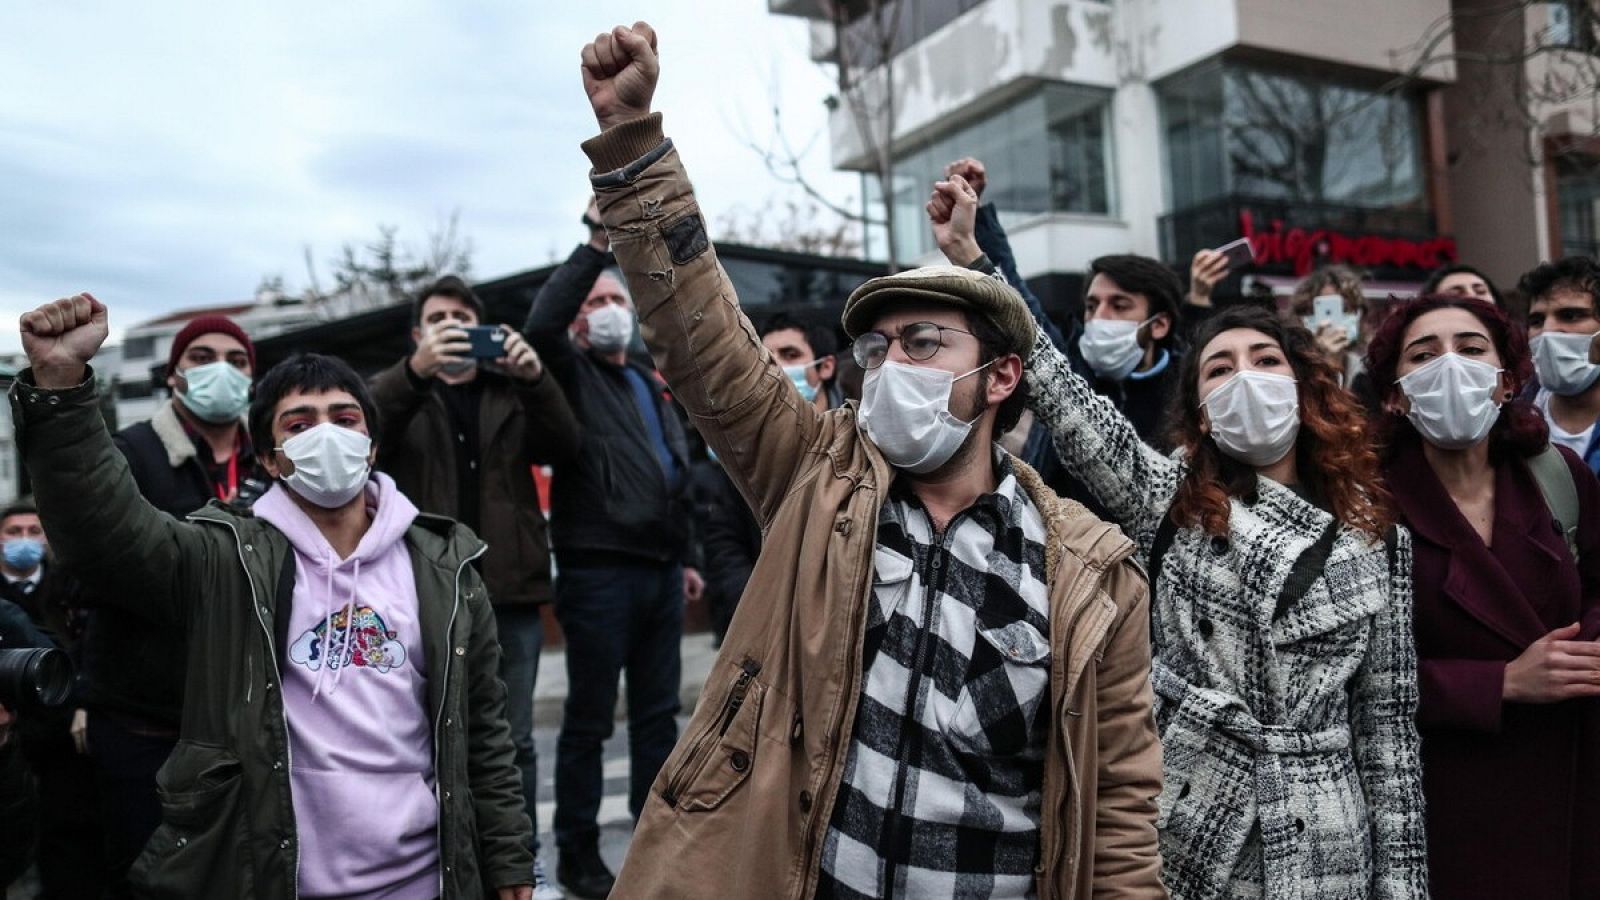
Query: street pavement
[{"left": 530, "top": 631, "right": 719, "bottom": 877}]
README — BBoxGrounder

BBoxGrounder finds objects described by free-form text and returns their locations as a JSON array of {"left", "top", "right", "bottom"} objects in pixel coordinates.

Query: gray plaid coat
[{"left": 1027, "top": 330, "right": 1427, "bottom": 900}]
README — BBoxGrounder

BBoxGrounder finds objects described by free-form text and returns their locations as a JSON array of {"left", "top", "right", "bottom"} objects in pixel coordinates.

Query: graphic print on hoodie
[{"left": 253, "top": 472, "right": 439, "bottom": 900}]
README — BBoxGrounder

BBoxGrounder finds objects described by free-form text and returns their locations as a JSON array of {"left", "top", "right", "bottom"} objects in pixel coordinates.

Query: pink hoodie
[{"left": 253, "top": 473, "right": 439, "bottom": 900}]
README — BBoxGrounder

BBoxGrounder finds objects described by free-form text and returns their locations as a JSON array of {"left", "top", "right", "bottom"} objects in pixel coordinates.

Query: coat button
[
  {"left": 243, "top": 543, "right": 253, "bottom": 553},
  {"left": 176, "top": 837, "right": 188, "bottom": 848},
  {"left": 272, "top": 760, "right": 283, "bottom": 771},
  {"left": 1210, "top": 536, "right": 1229, "bottom": 555},
  {"left": 443, "top": 791, "right": 451, "bottom": 801},
  {"left": 445, "top": 718, "right": 454, "bottom": 727},
  {"left": 799, "top": 790, "right": 813, "bottom": 813},
  {"left": 835, "top": 519, "right": 852, "bottom": 537},
  {"left": 729, "top": 750, "right": 750, "bottom": 773},
  {"left": 279, "top": 839, "right": 291, "bottom": 850},
  {"left": 1197, "top": 619, "right": 1214, "bottom": 639},
  {"left": 455, "top": 646, "right": 465, "bottom": 656}
]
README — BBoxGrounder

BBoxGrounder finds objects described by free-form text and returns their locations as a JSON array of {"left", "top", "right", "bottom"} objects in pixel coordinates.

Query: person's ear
[
  {"left": 411, "top": 325, "right": 422, "bottom": 346},
  {"left": 1148, "top": 313, "right": 1173, "bottom": 344},
  {"left": 817, "top": 355, "right": 836, "bottom": 383},
  {"left": 1382, "top": 386, "right": 1411, "bottom": 417},
  {"left": 262, "top": 447, "right": 286, "bottom": 479},
  {"left": 167, "top": 368, "right": 184, "bottom": 394},
  {"left": 985, "top": 354, "right": 1024, "bottom": 407}
]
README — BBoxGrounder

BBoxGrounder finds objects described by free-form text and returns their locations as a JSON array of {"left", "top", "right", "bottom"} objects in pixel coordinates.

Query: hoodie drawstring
[
  {"left": 312, "top": 555, "right": 363, "bottom": 700},
  {"left": 329, "top": 557, "right": 362, "bottom": 694}
]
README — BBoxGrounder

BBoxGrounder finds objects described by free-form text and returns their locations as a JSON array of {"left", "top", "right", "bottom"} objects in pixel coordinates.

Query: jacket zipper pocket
[
  {"left": 718, "top": 658, "right": 762, "bottom": 736},
  {"left": 663, "top": 657, "right": 762, "bottom": 807}
]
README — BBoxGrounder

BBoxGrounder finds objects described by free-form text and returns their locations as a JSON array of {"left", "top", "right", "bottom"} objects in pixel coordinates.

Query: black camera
[{"left": 0, "top": 648, "right": 71, "bottom": 708}]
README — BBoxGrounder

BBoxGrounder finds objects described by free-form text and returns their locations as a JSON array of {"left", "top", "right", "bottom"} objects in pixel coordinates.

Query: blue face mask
[
  {"left": 783, "top": 362, "right": 821, "bottom": 403},
  {"left": 178, "top": 361, "right": 251, "bottom": 424},
  {"left": 3, "top": 537, "right": 45, "bottom": 571}
]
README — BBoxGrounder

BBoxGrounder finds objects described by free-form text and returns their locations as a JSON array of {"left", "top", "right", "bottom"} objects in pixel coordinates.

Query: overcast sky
[{"left": 0, "top": 2, "right": 858, "bottom": 352}]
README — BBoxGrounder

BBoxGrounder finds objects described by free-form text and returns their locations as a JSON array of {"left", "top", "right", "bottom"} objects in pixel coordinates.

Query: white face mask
[
  {"left": 1531, "top": 331, "right": 1600, "bottom": 396},
  {"left": 585, "top": 303, "right": 634, "bottom": 353},
  {"left": 178, "top": 360, "right": 252, "bottom": 424},
  {"left": 1398, "top": 353, "right": 1504, "bottom": 450},
  {"left": 1078, "top": 317, "right": 1154, "bottom": 381},
  {"left": 860, "top": 360, "right": 992, "bottom": 474},
  {"left": 276, "top": 423, "right": 373, "bottom": 509},
  {"left": 1201, "top": 370, "right": 1301, "bottom": 467}
]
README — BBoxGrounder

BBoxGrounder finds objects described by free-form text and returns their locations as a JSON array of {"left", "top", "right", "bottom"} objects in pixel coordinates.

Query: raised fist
[
  {"left": 927, "top": 173, "right": 981, "bottom": 267},
  {"left": 943, "top": 157, "right": 988, "bottom": 199},
  {"left": 581, "top": 22, "right": 659, "bottom": 131},
  {"left": 20, "top": 293, "right": 109, "bottom": 389}
]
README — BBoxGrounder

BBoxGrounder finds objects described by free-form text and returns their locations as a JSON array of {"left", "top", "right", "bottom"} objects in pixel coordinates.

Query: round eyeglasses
[{"left": 851, "top": 322, "right": 974, "bottom": 370}]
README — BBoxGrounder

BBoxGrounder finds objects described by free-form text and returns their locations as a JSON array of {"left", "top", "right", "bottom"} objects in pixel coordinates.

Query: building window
[
  {"left": 1546, "top": 1, "right": 1600, "bottom": 52},
  {"left": 1557, "top": 157, "right": 1600, "bottom": 258},
  {"left": 876, "top": 83, "right": 1115, "bottom": 261},
  {"left": 1158, "top": 62, "right": 1426, "bottom": 214},
  {"left": 123, "top": 335, "right": 157, "bottom": 360},
  {"left": 117, "top": 378, "right": 155, "bottom": 401}
]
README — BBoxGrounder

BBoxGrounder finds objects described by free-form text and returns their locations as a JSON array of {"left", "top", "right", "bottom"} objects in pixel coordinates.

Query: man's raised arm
[{"left": 575, "top": 22, "right": 830, "bottom": 525}]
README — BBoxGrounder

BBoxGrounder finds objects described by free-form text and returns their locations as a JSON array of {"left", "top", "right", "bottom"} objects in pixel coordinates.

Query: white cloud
[{"left": 0, "top": 1, "right": 859, "bottom": 352}]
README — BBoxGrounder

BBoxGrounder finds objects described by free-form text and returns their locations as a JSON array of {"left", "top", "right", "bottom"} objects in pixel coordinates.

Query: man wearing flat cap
[{"left": 573, "top": 21, "right": 1163, "bottom": 900}]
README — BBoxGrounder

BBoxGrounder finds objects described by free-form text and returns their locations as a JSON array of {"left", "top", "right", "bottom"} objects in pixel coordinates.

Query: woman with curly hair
[
  {"left": 1365, "top": 294, "right": 1600, "bottom": 900},
  {"left": 1025, "top": 304, "right": 1427, "bottom": 899}
]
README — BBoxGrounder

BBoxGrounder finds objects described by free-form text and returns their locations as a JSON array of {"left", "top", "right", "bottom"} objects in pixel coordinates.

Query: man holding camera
[{"left": 370, "top": 274, "right": 579, "bottom": 899}]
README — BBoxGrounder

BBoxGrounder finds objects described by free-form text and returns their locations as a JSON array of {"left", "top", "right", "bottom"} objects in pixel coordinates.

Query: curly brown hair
[{"left": 1167, "top": 306, "right": 1392, "bottom": 537}]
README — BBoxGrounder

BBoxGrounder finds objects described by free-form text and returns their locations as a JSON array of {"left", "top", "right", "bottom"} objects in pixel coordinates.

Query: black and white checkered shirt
[{"left": 815, "top": 453, "right": 1052, "bottom": 899}]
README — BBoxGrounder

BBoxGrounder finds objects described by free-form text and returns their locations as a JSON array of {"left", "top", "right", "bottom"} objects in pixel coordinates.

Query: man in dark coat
[{"left": 76, "top": 314, "right": 265, "bottom": 896}]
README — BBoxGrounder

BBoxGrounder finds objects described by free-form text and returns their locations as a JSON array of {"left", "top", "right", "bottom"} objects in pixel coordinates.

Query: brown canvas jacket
[{"left": 584, "top": 113, "right": 1165, "bottom": 900}]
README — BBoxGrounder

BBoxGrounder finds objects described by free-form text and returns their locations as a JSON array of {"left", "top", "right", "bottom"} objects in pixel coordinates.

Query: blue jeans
[
  {"left": 553, "top": 562, "right": 683, "bottom": 851},
  {"left": 494, "top": 605, "right": 545, "bottom": 855}
]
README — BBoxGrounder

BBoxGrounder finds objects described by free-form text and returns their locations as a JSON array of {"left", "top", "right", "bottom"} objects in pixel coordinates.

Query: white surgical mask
[
  {"left": 1201, "top": 371, "right": 1301, "bottom": 467},
  {"left": 276, "top": 423, "right": 373, "bottom": 508},
  {"left": 860, "top": 360, "right": 992, "bottom": 474},
  {"left": 1078, "top": 317, "right": 1154, "bottom": 381},
  {"left": 585, "top": 303, "right": 634, "bottom": 353},
  {"left": 178, "top": 361, "right": 251, "bottom": 424},
  {"left": 1398, "top": 353, "right": 1504, "bottom": 450},
  {"left": 1531, "top": 331, "right": 1600, "bottom": 396}
]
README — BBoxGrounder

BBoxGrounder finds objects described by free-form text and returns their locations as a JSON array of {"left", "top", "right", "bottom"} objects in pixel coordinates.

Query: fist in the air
[
  {"left": 581, "top": 22, "right": 660, "bottom": 131},
  {"left": 20, "top": 293, "right": 109, "bottom": 389}
]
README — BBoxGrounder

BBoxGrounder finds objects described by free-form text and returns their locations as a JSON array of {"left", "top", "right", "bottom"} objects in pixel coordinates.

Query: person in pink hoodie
[{"left": 14, "top": 291, "right": 535, "bottom": 900}]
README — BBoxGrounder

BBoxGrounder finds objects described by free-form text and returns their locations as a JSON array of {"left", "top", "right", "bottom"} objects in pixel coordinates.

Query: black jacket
[
  {"left": 523, "top": 244, "right": 694, "bottom": 566},
  {"left": 76, "top": 400, "right": 264, "bottom": 726},
  {"left": 689, "top": 459, "right": 759, "bottom": 637},
  {"left": 370, "top": 361, "right": 579, "bottom": 605}
]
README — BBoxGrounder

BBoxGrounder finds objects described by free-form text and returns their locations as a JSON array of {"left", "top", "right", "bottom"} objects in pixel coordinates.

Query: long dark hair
[
  {"left": 1363, "top": 294, "right": 1546, "bottom": 460},
  {"left": 1167, "top": 306, "right": 1391, "bottom": 537}
]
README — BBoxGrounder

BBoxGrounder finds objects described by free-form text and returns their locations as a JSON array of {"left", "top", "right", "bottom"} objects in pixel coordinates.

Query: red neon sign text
[{"left": 1240, "top": 210, "right": 1457, "bottom": 276}]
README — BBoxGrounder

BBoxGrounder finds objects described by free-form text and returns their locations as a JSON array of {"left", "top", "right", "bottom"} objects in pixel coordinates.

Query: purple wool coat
[{"left": 1385, "top": 437, "right": 1600, "bottom": 900}]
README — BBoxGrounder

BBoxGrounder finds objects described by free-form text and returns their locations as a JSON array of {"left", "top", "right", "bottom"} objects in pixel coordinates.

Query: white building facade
[{"left": 775, "top": 0, "right": 1596, "bottom": 306}]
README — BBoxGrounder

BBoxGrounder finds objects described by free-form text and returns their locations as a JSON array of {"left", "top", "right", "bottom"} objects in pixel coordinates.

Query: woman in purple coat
[{"left": 1366, "top": 293, "right": 1600, "bottom": 899}]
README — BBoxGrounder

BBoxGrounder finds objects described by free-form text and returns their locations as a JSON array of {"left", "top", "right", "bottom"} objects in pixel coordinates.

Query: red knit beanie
[{"left": 168, "top": 315, "right": 256, "bottom": 374}]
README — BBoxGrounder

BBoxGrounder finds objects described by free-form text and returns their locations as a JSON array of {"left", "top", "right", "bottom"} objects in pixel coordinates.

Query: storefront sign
[{"left": 1240, "top": 210, "right": 1457, "bottom": 276}]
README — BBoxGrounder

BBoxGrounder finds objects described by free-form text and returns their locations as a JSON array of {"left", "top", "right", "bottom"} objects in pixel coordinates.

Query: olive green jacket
[{"left": 13, "top": 370, "right": 532, "bottom": 898}]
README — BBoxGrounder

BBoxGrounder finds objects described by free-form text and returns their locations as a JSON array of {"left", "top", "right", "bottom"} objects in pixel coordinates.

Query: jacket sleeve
[
  {"left": 579, "top": 114, "right": 828, "bottom": 525},
  {"left": 1025, "top": 327, "right": 1182, "bottom": 558},
  {"left": 974, "top": 203, "right": 1069, "bottom": 353},
  {"left": 515, "top": 371, "right": 581, "bottom": 468},
  {"left": 0, "top": 598, "right": 53, "bottom": 650},
  {"left": 522, "top": 244, "right": 611, "bottom": 385},
  {"left": 1350, "top": 528, "right": 1430, "bottom": 899},
  {"left": 461, "top": 572, "right": 535, "bottom": 889},
  {"left": 12, "top": 370, "right": 208, "bottom": 625},
  {"left": 1090, "top": 561, "right": 1166, "bottom": 898},
  {"left": 368, "top": 358, "right": 430, "bottom": 456},
  {"left": 701, "top": 472, "right": 758, "bottom": 607}
]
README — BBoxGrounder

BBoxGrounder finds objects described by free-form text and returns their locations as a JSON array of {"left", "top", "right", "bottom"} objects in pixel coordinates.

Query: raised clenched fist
[
  {"left": 20, "top": 292, "right": 109, "bottom": 389},
  {"left": 581, "top": 22, "right": 659, "bottom": 131}
]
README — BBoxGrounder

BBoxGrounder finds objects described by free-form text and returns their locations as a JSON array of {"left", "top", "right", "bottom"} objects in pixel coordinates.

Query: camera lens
[{"left": 0, "top": 648, "right": 72, "bottom": 708}]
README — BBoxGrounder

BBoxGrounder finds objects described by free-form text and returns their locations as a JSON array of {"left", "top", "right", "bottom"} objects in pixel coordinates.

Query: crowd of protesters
[{"left": 1, "top": 18, "right": 1599, "bottom": 900}]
